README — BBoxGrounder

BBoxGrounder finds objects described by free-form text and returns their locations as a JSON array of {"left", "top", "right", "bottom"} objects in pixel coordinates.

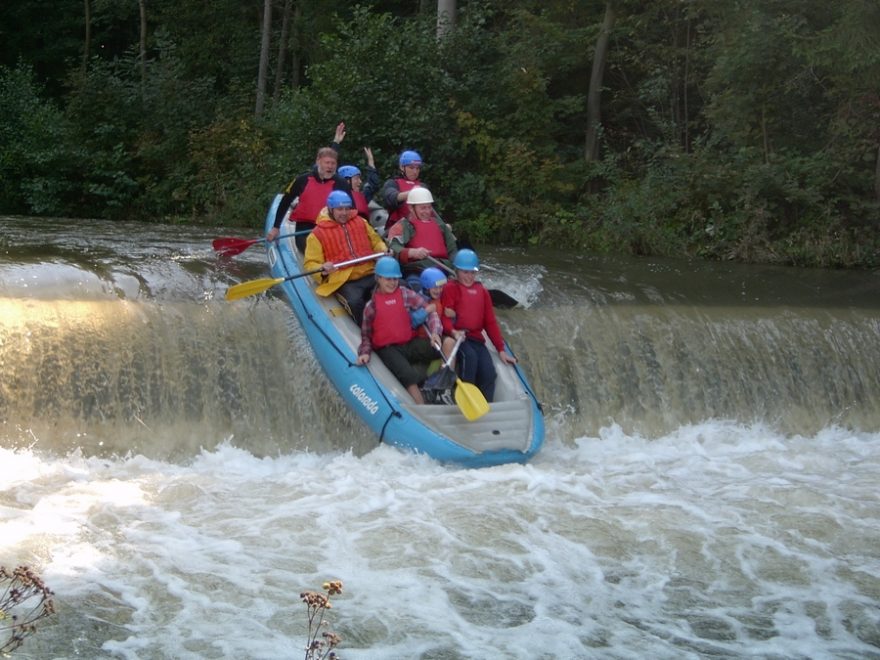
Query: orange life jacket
[{"left": 312, "top": 213, "right": 376, "bottom": 262}]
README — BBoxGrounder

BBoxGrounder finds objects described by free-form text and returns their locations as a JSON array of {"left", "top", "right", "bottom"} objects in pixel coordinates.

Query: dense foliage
[{"left": 1, "top": 0, "right": 877, "bottom": 267}]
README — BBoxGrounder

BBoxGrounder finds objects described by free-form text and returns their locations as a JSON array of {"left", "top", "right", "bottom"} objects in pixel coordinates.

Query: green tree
[{"left": 0, "top": 64, "right": 76, "bottom": 214}]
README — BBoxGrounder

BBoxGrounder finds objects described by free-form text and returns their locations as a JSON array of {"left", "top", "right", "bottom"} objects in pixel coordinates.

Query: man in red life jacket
[
  {"left": 379, "top": 150, "right": 425, "bottom": 232},
  {"left": 304, "top": 191, "right": 387, "bottom": 325},
  {"left": 357, "top": 257, "right": 442, "bottom": 405},
  {"left": 268, "top": 145, "right": 351, "bottom": 253},
  {"left": 440, "top": 249, "right": 517, "bottom": 402},
  {"left": 386, "top": 186, "right": 458, "bottom": 284}
]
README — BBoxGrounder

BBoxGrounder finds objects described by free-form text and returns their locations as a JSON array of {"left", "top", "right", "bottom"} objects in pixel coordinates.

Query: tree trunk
[
  {"left": 875, "top": 143, "right": 880, "bottom": 204},
  {"left": 272, "top": 0, "right": 293, "bottom": 101},
  {"left": 683, "top": 14, "right": 691, "bottom": 153},
  {"left": 585, "top": 1, "right": 615, "bottom": 162},
  {"left": 81, "top": 0, "right": 91, "bottom": 76},
  {"left": 255, "top": 0, "right": 273, "bottom": 117},
  {"left": 761, "top": 105, "right": 770, "bottom": 164},
  {"left": 138, "top": 0, "right": 147, "bottom": 98},
  {"left": 437, "top": 0, "right": 456, "bottom": 38},
  {"left": 289, "top": 1, "right": 302, "bottom": 89}
]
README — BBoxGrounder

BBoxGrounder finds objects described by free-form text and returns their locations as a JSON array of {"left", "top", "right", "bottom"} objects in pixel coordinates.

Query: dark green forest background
[{"left": 2, "top": 0, "right": 878, "bottom": 267}]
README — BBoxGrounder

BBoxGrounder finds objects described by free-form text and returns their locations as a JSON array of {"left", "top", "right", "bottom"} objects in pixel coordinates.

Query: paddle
[
  {"left": 425, "top": 256, "right": 519, "bottom": 310},
  {"left": 429, "top": 334, "right": 490, "bottom": 421},
  {"left": 224, "top": 252, "right": 385, "bottom": 301},
  {"left": 212, "top": 230, "right": 310, "bottom": 257}
]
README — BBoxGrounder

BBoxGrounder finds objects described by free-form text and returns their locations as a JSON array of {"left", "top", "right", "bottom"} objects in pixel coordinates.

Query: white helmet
[{"left": 407, "top": 187, "right": 434, "bottom": 205}]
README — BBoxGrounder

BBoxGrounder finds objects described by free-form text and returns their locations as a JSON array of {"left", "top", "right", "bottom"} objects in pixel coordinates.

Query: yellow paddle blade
[
  {"left": 224, "top": 276, "right": 284, "bottom": 301},
  {"left": 454, "top": 378, "right": 490, "bottom": 421}
]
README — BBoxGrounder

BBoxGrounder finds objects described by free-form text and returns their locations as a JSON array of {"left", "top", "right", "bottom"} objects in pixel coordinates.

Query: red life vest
[
  {"left": 351, "top": 190, "right": 370, "bottom": 219},
  {"left": 292, "top": 177, "right": 337, "bottom": 225},
  {"left": 312, "top": 215, "right": 375, "bottom": 262},
  {"left": 371, "top": 288, "right": 415, "bottom": 348},
  {"left": 449, "top": 281, "right": 487, "bottom": 341},
  {"left": 385, "top": 178, "right": 421, "bottom": 230},
  {"left": 406, "top": 216, "right": 449, "bottom": 259}
]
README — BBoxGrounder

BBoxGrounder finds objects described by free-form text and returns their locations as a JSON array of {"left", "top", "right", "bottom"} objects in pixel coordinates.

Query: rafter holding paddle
[
  {"left": 224, "top": 252, "right": 385, "bottom": 301},
  {"left": 427, "top": 334, "right": 490, "bottom": 421}
]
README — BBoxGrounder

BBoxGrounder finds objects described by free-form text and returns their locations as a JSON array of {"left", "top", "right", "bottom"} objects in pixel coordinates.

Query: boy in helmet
[
  {"left": 304, "top": 190, "right": 387, "bottom": 325},
  {"left": 379, "top": 150, "right": 426, "bottom": 232},
  {"left": 410, "top": 267, "right": 456, "bottom": 355},
  {"left": 357, "top": 257, "right": 442, "bottom": 405},
  {"left": 441, "top": 249, "right": 517, "bottom": 402}
]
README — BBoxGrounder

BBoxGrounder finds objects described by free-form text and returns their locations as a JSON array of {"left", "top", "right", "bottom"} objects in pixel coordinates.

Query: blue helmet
[
  {"left": 452, "top": 249, "right": 479, "bottom": 272},
  {"left": 399, "top": 150, "right": 423, "bottom": 167},
  {"left": 337, "top": 165, "right": 361, "bottom": 179},
  {"left": 375, "top": 256, "right": 402, "bottom": 279},
  {"left": 326, "top": 190, "right": 353, "bottom": 209},
  {"left": 419, "top": 267, "right": 447, "bottom": 290}
]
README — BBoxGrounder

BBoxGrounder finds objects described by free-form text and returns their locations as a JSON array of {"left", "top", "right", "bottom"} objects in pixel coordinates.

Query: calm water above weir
[{"left": 2, "top": 215, "right": 879, "bottom": 658}]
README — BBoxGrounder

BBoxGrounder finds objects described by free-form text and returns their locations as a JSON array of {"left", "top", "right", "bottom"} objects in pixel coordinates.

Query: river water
[{"left": 1, "top": 215, "right": 879, "bottom": 658}]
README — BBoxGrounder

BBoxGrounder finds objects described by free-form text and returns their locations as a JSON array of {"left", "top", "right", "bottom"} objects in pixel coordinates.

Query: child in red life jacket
[
  {"left": 357, "top": 257, "right": 442, "bottom": 405},
  {"left": 409, "top": 267, "right": 458, "bottom": 362},
  {"left": 440, "top": 249, "right": 517, "bottom": 403}
]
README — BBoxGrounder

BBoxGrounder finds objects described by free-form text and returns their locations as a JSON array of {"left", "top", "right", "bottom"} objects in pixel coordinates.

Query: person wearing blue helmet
[
  {"left": 440, "top": 249, "right": 517, "bottom": 402},
  {"left": 337, "top": 145, "right": 380, "bottom": 220},
  {"left": 303, "top": 190, "right": 387, "bottom": 325},
  {"left": 357, "top": 257, "right": 442, "bottom": 404},
  {"left": 379, "top": 149, "right": 426, "bottom": 231},
  {"left": 408, "top": 267, "right": 459, "bottom": 372},
  {"left": 408, "top": 266, "right": 448, "bottom": 328},
  {"left": 419, "top": 267, "right": 448, "bottom": 292}
]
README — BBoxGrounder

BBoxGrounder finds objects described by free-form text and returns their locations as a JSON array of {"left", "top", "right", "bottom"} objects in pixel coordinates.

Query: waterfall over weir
[
  {"left": 3, "top": 216, "right": 880, "bottom": 659},
  {"left": 1, "top": 216, "right": 878, "bottom": 457}
]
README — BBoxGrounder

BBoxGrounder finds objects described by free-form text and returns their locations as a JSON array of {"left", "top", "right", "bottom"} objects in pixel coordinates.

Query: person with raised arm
[{"left": 267, "top": 123, "right": 350, "bottom": 253}]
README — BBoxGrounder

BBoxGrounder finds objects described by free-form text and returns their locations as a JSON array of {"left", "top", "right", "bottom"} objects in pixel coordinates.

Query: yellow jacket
[{"left": 303, "top": 207, "right": 387, "bottom": 297}]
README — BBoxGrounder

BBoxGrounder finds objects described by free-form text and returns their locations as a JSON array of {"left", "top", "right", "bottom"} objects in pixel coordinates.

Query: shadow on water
[{"left": 2, "top": 215, "right": 879, "bottom": 458}]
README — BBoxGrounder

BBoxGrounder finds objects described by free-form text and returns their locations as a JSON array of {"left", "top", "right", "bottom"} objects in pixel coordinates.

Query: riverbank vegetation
[
  {"left": 0, "top": 565, "right": 55, "bottom": 654},
  {"left": 1, "top": 1, "right": 877, "bottom": 267}
]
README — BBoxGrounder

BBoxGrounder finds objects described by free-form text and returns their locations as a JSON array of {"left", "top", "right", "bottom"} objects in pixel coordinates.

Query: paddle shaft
[
  {"left": 278, "top": 251, "right": 386, "bottom": 285},
  {"left": 225, "top": 252, "right": 385, "bottom": 300},
  {"left": 433, "top": 334, "right": 464, "bottom": 370}
]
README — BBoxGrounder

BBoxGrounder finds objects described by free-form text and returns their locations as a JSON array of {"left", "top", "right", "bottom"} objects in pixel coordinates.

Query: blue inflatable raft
[{"left": 263, "top": 195, "right": 543, "bottom": 468}]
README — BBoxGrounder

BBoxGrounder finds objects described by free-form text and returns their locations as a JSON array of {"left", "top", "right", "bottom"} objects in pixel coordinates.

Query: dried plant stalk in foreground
[
  {"left": 300, "top": 580, "right": 343, "bottom": 660},
  {"left": 0, "top": 565, "right": 56, "bottom": 654}
]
